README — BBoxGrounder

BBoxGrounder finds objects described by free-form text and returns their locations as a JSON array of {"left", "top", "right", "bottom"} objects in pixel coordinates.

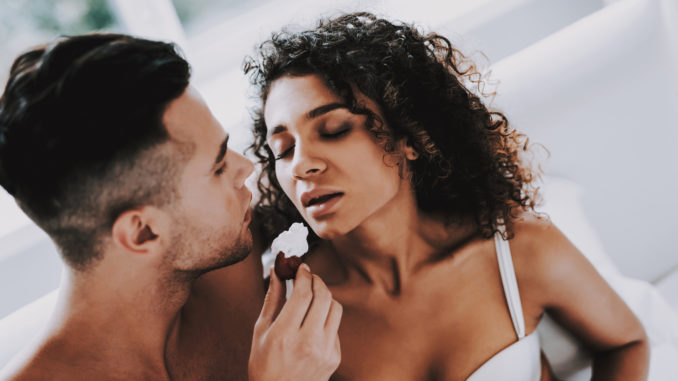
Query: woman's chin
[
  {"left": 311, "top": 226, "right": 341, "bottom": 240},
  {"left": 309, "top": 220, "right": 354, "bottom": 240}
]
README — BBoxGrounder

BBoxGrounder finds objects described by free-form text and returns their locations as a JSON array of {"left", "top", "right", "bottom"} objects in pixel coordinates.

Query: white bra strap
[{"left": 493, "top": 225, "right": 526, "bottom": 339}]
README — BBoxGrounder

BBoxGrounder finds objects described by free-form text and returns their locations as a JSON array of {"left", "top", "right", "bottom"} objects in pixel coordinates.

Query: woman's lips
[{"left": 305, "top": 193, "right": 343, "bottom": 218}]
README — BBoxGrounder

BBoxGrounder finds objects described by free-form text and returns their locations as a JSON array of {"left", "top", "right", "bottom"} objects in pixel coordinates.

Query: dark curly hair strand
[{"left": 244, "top": 12, "right": 540, "bottom": 245}]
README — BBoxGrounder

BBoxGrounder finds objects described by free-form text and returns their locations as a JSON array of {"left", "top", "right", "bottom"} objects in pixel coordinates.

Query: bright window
[{"left": 0, "top": 0, "right": 120, "bottom": 87}]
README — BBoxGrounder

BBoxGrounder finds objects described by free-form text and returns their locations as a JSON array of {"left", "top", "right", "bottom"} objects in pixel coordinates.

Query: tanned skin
[
  {"left": 1, "top": 87, "right": 341, "bottom": 381},
  {"left": 263, "top": 74, "right": 649, "bottom": 381}
]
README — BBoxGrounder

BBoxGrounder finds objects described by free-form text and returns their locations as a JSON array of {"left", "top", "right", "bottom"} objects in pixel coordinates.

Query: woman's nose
[{"left": 291, "top": 142, "right": 326, "bottom": 180}]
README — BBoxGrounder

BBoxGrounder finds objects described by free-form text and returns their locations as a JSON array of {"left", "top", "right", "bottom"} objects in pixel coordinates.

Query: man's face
[{"left": 162, "top": 86, "right": 254, "bottom": 276}]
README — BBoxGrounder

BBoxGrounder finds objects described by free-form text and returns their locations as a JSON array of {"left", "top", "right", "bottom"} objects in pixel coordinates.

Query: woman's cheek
[{"left": 275, "top": 165, "right": 296, "bottom": 204}]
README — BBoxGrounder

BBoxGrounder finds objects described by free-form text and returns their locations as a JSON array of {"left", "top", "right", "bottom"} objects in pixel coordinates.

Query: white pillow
[
  {"left": 536, "top": 176, "right": 678, "bottom": 380},
  {"left": 536, "top": 176, "right": 619, "bottom": 279}
]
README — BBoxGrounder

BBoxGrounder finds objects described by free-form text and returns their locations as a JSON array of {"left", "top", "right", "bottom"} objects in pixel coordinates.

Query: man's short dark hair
[{"left": 0, "top": 34, "right": 191, "bottom": 270}]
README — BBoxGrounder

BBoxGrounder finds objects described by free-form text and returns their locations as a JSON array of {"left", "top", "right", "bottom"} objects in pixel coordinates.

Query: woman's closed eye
[
  {"left": 274, "top": 124, "right": 353, "bottom": 160},
  {"left": 275, "top": 145, "right": 295, "bottom": 160},
  {"left": 320, "top": 124, "right": 352, "bottom": 139}
]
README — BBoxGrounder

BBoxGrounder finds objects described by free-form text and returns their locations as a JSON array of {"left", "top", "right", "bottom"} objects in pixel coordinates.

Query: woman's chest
[{"left": 329, "top": 274, "right": 522, "bottom": 381}]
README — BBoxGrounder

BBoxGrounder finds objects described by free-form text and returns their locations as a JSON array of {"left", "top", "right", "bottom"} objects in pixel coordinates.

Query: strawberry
[{"left": 274, "top": 251, "right": 303, "bottom": 280}]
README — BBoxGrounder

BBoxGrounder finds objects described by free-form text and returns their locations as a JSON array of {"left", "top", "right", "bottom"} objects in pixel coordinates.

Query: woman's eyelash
[
  {"left": 275, "top": 145, "right": 294, "bottom": 160},
  {"left": 274, "top": 125, "right": 352, "bottom": 160},
  {"left": 321, "top": 127, "right": 351, "bottom": 139}
]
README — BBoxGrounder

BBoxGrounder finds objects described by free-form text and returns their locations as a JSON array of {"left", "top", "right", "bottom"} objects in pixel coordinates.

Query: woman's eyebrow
[
  {"left": 307, "top": 102, "right": 347, "bottom": 118},
  {"left": 269, "top": 125, "right": 286, "bottom": 138}
]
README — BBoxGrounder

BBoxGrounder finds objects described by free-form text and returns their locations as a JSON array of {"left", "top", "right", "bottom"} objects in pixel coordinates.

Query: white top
[{"left": 466, "top": 227, "right": 541, "bottom": 380}]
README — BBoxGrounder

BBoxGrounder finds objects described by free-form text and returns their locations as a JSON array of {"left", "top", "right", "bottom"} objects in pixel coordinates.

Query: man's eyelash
[{"left": 215, "top": 163, "right": 227, "bottom": 175}]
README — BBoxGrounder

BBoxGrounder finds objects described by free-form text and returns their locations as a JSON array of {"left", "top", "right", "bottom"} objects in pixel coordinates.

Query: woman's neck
[{"left": 326, "top": 188, "right": 476, "bottom": 296}]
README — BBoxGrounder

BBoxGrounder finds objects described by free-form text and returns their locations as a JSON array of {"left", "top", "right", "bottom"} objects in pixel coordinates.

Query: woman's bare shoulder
[
  {"left": 508, "top": 212, "right": 588, "bottom": 287},
  {"left": 510, "top": 213, "right": 560, "bottom": 246}
]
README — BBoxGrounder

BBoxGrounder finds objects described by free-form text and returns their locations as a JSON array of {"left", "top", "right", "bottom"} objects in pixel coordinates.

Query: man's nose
[{"left": 233, "top": 152, "right": 254, "bottom": 188}]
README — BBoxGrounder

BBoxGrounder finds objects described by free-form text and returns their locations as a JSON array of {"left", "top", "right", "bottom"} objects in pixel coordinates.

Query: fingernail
[{"left": 301, "top": 263, "right": 310, "bottom": 272}]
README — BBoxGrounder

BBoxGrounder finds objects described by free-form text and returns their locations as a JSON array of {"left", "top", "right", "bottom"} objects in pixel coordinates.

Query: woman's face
[{"left": 264, "top": 74, "right": 410, "bottom": 239}]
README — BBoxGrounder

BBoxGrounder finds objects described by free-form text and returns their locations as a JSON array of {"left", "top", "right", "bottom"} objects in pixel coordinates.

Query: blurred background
[{"left": 0, "top": 0, "right": 676, "bottom": 321}]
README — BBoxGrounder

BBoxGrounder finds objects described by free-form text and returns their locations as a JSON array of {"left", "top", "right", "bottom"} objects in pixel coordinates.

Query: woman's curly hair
[{"left": 244, "top": 12, "right": 540, "bottom": 245}]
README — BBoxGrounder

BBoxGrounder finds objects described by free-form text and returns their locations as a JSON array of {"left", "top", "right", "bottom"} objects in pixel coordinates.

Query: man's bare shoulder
[
  {"left": 0, "top": 333, "right": 131, "bottom": 381},
  {"left": 1, "top": 347, "right": 78, "bottom": 381},
  {"left": 3, "top": 364, "right": 61, "bottom": 381}
]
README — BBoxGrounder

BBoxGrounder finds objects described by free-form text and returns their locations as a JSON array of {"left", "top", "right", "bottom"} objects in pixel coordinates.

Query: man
[{"left": 0, "top": 34, "right": 341, "bottom": 380}]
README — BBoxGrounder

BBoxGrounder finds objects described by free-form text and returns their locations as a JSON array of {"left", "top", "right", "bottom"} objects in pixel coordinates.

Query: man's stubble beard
[{"left": 166, "top": 221, "right": 253, "bottom": 282}]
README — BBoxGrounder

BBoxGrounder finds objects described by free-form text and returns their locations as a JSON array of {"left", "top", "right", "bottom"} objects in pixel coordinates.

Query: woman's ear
[
  {"left": 400, "top": 138, "right": 419, "bottom": 160},
  {"left": 111, "top": 208, "right": 162, "bottom": 255}
]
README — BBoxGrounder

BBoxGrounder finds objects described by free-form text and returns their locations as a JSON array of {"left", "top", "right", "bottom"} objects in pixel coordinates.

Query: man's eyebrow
[
  {"left": 213, "top": 135, "right": 229, "bottom": 166},
  {"left": 268, "top": 102, "right": 348, "bottom": 139}
]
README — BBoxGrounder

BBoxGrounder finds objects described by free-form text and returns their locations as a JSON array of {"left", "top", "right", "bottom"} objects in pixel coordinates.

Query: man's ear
[{"left": 111, "top": 208, "right": 163, "bottom": 254}]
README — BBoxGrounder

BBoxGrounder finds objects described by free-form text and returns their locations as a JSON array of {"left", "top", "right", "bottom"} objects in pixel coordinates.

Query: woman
[{"left": 245, "top": 12, "right": 649, "bottom": 380}]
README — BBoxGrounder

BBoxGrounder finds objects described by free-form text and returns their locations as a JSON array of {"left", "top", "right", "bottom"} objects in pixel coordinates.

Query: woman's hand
[{"left": 249, "top": 264, "right": 342, "bottom": 381}]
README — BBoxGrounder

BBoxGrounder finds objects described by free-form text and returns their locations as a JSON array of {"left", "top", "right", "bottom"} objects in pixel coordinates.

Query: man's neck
[{"left": 33, "top": 263, "right": 191, "bottom": 380}]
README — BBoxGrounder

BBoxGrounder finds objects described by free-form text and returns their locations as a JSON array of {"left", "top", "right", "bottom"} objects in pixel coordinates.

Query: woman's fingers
[
  {"left": 250, "top": 265, "right": 343, "bottom": 381},
  {"left": 333, "top": 333, "right": 341, "bottom": 365},
  {"left": 274, "top": 263, "right": 314, "bottom": 329},
  {"left": 300, "top": 274, "right": 333, "bottom": 332},
  {"left": 255, "top": 267, "right": 285, "bottom": 331},
  {"left": 324, "top": 299, "right": 343, "bottom": 336},
  {"left": 327, "top": 300, "right": 343, "bottom": 368}
]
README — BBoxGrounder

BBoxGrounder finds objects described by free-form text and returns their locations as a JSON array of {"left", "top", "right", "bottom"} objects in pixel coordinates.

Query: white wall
[
  {"left": 488, "top": 0, "right": 678, "bottom": 281},
  {"left": 1, "top": 0, "right": 676, "bottom": 319}
]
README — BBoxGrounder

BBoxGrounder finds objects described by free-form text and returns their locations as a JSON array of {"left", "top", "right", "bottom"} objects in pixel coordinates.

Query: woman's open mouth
[{"left": 304, "top": 192, "right": 344, "bottom": 218}]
